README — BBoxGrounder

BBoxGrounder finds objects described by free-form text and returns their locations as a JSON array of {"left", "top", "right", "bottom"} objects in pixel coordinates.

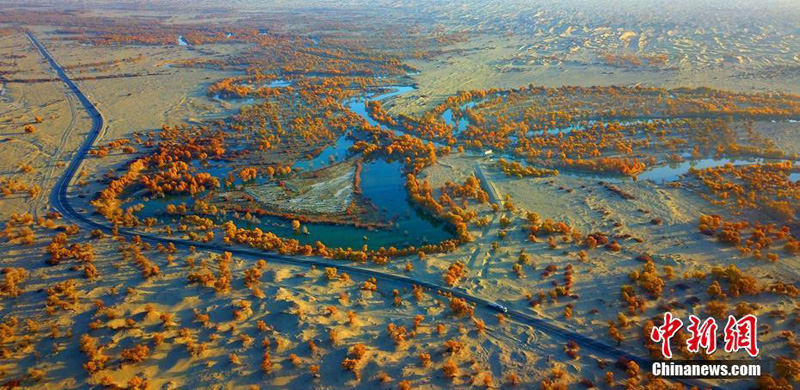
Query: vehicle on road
[{"left": 489, "top": 302, "right": 508, "bottom": 313}]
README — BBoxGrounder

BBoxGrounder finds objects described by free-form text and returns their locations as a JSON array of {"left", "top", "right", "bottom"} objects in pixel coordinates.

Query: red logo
[
  {"left": 650, "top": 312, "right": 683, "bottom": 359},
  {"left": 723, "top": 314, "right": 759, "bottom": 357},
  {"left": 686, "top": 315, "right": 718, "bottom": 354},
  {"left": 649, "top": 312, "right": 759, "bottom": 358}
]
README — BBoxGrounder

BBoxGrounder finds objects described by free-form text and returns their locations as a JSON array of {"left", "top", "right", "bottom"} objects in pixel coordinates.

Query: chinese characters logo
[{"left": 650, "top": 312, "right": 759, "bottom": 358}]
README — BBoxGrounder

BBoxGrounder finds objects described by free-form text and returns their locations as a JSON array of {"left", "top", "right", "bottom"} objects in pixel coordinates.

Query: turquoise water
[
  {"left": 292, "top": 135, "right": 354, "bottom": 172},
  {"left": 132, "top": 85, "right": 455, "bottom": 249},
  {"left": 440, "top": 102, "right": 789, "bottom": 182},
  {"left": 224, "top": 160, "right": 451, "bottom": 249},
  {"left": 638, "top": 157, "right": 769, "bottom": 182},
  {"left": 356, "top": 159, "right": 451, "bottom": 247},
  {"left": 293, "top": 85, "right": 419, "bottom": 172},
  {"left": 441, "top": 101, "right": 478, "bottom": 135},
  {"left": 496, "top": 155, "right": 798, "bottom": 183},
  {"left": 348, "top": 86, "right": 415, "bottom": 135}
]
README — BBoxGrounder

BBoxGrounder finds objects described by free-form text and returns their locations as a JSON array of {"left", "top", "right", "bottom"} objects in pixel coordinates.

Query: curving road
[{"left": 26, "top": 31, "right": 719, "bottom": 390}]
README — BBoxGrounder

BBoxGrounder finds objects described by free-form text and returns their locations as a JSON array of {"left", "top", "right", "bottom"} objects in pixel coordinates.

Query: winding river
[
  {"left": 440, "top": 100, "right": 799, "bottom": 183},
  {"left": 132, "top": 82, "right": 799, "bottom": 249},
  {"left": 133, "top": 85, "right": 454, "bottom": 249}
]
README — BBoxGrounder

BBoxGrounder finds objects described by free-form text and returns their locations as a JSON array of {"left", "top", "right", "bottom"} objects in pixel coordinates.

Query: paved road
[
  {"left": 474, "top": 160, "right": 502, "bottom": 204},
  {"left": 26, "top": 31, "right": 719, "bottom": 390}
]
